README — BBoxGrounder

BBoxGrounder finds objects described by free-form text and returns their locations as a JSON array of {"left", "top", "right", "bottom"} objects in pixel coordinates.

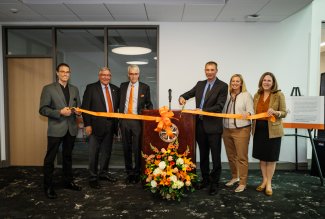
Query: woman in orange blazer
[{"left": 252, "top": 72, "right": 287, "bottom": 196}]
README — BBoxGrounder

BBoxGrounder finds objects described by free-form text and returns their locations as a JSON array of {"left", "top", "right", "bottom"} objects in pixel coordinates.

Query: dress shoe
[
  {"left": 225, "top": 178, "right": 240, "bottom": 187},
  {"left": 132, "top": 175, "right": 140, "bottom": 184},
  {"left": 256, "top": 185, "right": 266, "bottom": 192},
  {"left": 265, "top": 188, "right": 273, "bottom": 196},
  {"left": 125, "top": 175, "right": 134, "bottom": 184},
  {"left": 89, "top": 180, "right": 100, "bottom": 189},
  {"left": 99, "top": 173, "right": 117, "bottom": 182},
  {"left": 196, "top": 180, "right": 209, "bottom": 190},
  {"left": 44, "top": 187, "right": 57, "bottom": 199},
  {"left": 209, "top": 183, "right": 218, "bottom": 195},
  {"left": 64, "top": 181, "right": 82, "bottom": 191},
  {"left": 234, "top": 184, "right": 246, "bottom": 193}
]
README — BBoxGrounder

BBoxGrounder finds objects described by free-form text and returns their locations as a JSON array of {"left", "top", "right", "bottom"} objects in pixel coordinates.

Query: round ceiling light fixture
[
  {"left": 126, "top": 60, "right": 148, "bottom": 65},
  {"left": 112, "top": 46, "right": 151, "bottom": 55}
]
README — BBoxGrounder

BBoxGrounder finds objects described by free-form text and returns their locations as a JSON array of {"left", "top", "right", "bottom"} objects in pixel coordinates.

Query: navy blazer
[
  {"left": 119, "top": 81, "right": 153, "bottom": 114},
  {"left": 81, "top": 81, "right": 120, "bottom": 136},
  {"left": 180, "top": 78, "right": 228, "bottom": 134}
]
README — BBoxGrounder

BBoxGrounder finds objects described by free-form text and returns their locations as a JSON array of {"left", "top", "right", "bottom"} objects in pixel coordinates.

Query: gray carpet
[{"left": 0, "top": 167, "right": 324, "bottom": 218}]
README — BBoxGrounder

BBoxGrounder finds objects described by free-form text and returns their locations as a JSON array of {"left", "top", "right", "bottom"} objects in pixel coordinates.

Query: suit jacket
[
  {"left": 119, "top": 81, "right": 153, "bottom": 114},
  {"left": 181, "top": 78, "right": 228, "bottom": 134},
  {"left": 252, "top": 91, "right": 287, "bottom": 138},
  {"left": 39, "top": 82, "right": 81, "bottom": 137},
  {"left": 81, "top": 81, "right": 120, "bottom": 136}
]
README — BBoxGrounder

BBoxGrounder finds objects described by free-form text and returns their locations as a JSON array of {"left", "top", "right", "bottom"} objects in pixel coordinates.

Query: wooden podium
[{"left": 141, "top": 110, "right": 196, "bottom": 171}]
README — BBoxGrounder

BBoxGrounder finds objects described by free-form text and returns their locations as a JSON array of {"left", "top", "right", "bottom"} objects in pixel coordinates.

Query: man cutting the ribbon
[{"left": 179, "top": 61, "right": 228, "bottom": 195}]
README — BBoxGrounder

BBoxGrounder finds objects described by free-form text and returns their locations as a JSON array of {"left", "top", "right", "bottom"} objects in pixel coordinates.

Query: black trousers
[
  {"left": 88, "top": 120, "right": 114, "bottom": 181},
  {"left": 43, "top": 131, "right": 76, "bottom": 188},
  {"left": 120, "top": 119, "right": 142, "bottom": 176},
  {"left": 196, "top": 119, "right": 222, "bottom": 183}
]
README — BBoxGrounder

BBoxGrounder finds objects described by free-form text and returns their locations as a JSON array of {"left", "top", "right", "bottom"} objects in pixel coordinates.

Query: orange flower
[{"left": 154, "top": 160, "right": 161, "bottom": 166}]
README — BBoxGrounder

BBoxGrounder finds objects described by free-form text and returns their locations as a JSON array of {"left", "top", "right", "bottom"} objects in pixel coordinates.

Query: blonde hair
[{"left": 229, "top": 74, "right": 247, "bottom": 93}]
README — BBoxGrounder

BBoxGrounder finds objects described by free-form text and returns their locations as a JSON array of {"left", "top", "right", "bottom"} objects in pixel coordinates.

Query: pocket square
[{"left": 140, "top": 94, "right": 145, "bottom": 97}]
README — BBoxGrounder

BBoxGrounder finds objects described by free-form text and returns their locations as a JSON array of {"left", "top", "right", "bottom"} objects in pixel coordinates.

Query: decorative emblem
[{"left": 159, "top": 123, "right": 179, "bottom": 143}]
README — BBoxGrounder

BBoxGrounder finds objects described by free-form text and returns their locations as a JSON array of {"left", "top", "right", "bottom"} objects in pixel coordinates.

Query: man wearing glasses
[
  {"left": 119, "top": 64, "right": 153, "bottom": 184},
  {"left": 81, "top": 67, "right": 120, "bottom": 189},
  {"left": 39, "top": 63, "right": 82, "bottom": 199}
]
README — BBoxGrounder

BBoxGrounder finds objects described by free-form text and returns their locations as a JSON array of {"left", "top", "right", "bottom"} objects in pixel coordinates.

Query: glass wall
[
  {"left": 7, "top": 29, "right": 52, "bottom": 56},
  {"left": 108, "top": 28, "right": 158, "bottom": 107},
  {"left": 4, "top": 26, "right": 158, "bottom": 168}
]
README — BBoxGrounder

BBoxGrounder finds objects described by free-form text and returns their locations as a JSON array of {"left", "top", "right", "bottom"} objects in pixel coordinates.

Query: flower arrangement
[{"left": 142, "top": 140, "right": 197, "bottom": 201}]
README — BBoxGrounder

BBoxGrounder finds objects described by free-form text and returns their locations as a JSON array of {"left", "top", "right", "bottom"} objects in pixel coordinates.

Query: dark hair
[
  {"left": 257, "top": 72, "right": 280, "bottom": 94},
  {"left": 56, "top": 63, "right": 70, "bottom": 72},
  {"left": 205, "top": 61, "right": 218, "bottom": 69}
]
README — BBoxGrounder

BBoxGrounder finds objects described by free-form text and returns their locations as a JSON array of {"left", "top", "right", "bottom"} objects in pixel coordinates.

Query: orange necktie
[
  {"left": 127, "top": 85, "right": 134, "bottom": 114},
  {"left": 105, "top": 85, "right": 114, "bottom": 112}
]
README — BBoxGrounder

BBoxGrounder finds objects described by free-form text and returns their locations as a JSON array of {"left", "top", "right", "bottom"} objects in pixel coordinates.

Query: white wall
[{"left": 159, "top": 5, "right": 312, "bottom": 162}]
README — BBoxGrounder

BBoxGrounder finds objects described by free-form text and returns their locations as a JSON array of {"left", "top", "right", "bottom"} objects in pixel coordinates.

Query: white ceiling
[{"left": 0, "top": 0, "right": 313, "bottom": 23}]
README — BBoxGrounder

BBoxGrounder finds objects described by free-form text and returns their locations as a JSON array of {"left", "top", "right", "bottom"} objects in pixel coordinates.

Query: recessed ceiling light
[
  {"left": 112, "top": 46, "right": 151, "bottom": 55},
  {"left": 321, "top": 42, "right": 325, "bottom": 47},
  {"left": 126, "top": 61, "right": 148, "bottom": 65},
  {"left": 10, "top": 8, "right": 19, "bottom": 13},
  {"left": 153, "top": 56, "right": 157, "bottom": 60}
]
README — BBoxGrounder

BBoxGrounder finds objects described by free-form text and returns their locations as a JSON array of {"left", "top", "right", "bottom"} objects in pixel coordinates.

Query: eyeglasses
[
  {"left": 129, "top": 73, "right": 139, "bottom": 76},
  {"left": 59, "top": 71, "right": 70, "bottom": 74},
  {"left": 100, "top": 74, "right": 112, "bottom": 77}
]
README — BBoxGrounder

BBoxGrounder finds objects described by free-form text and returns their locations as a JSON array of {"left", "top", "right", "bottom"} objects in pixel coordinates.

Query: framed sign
[{"left": 283, "top": 96, "right": 324, "bottom": 129}]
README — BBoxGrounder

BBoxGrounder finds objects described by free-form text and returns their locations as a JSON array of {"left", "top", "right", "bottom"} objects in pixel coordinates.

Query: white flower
[
  {"left": 151, "top": 180, "right": 157, "bottom": 188},
  {"left": 158, "top": 161, "right": 166, "bottom": 170},
  {"left": 176, "top": 158, "right": 184, "bottom": 165},
  {"left": 153, "top": 167, "right": 162, "bottom": 175},
  {"left": 177, "top": 180, "right": 184, "bottom": 189},
  {"left": 170, "top": 175, "right": 177, "bottom": 182}
]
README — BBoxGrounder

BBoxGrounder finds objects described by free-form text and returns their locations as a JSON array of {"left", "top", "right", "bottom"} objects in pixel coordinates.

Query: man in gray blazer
[
  {"left": 39, "top": 63, "right": 82, "bottom": 199},
  {"left": 119, "top": 64, "right": 153, "bottom": 184}
]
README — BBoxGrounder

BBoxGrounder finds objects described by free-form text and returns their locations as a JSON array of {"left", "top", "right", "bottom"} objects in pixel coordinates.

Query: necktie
[
  {"left": 105, "top": 85, "right": 113, "bottom": 112},
  {"left": 204, "top": 84, "right": 211, "bottom": 100},
  {"left": 127, "top": 85, "right": 134, "bottom": 114},
  {"left": 200, "top": 84, "right": 211, "bottom": 109}
]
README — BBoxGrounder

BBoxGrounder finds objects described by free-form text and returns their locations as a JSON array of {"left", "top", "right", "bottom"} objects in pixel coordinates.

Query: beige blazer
[{"left": 252, "top": 91, "right": 287, "bottom": 138}]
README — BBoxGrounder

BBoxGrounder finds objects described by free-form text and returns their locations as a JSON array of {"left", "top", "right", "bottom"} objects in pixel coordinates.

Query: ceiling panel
[
  {"left": 26, "top": 4, "right": 75, "bottom": 16},
  {"left": 0, "top": 0, "right": 314, "bottom": 23},
  {"left": 216, "top": 0, "right": 269, "bottom": 22},
  {"left": 66, "top": 4, "right": 111, "bottom": 15},
  {"left": 107, "top": 3, "right": 147, "bottom": 21},
  {"left": 146, "top": 4, "right": 184, "bottom": 21},
  {"left": 260, "top": 0, "right": 312, "bottom": 17},
  {"left": 182, "top": 4, "right": 224, "bottom": 22}
]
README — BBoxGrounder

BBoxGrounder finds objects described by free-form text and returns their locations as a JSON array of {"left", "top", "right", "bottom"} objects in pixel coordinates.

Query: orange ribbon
[
  {"left": 75, "top": 107, "right": 176, "bottom": 137},
  {"left": 75, "top": 107, "right": 275, "bottom": 139},
  {"left": 181, "top": 110, "right": 275, "bottom": 122},
  {"left": 154, "top": 106, "right": 175, "bottom": 138}
]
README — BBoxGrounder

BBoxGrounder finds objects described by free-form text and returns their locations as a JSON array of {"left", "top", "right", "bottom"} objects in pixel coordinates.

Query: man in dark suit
[
  {"left": 119, "top": 64, "right": 153, "bottom": 184},
  {"left": 39, "top": 63, "right": 82, "bottom": 199},
  {"left": 81, "top": 67, "right": 120, "bottom": 189},
  {"left": 179, "top": 61, "right": 228, "bottom": 195}
]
